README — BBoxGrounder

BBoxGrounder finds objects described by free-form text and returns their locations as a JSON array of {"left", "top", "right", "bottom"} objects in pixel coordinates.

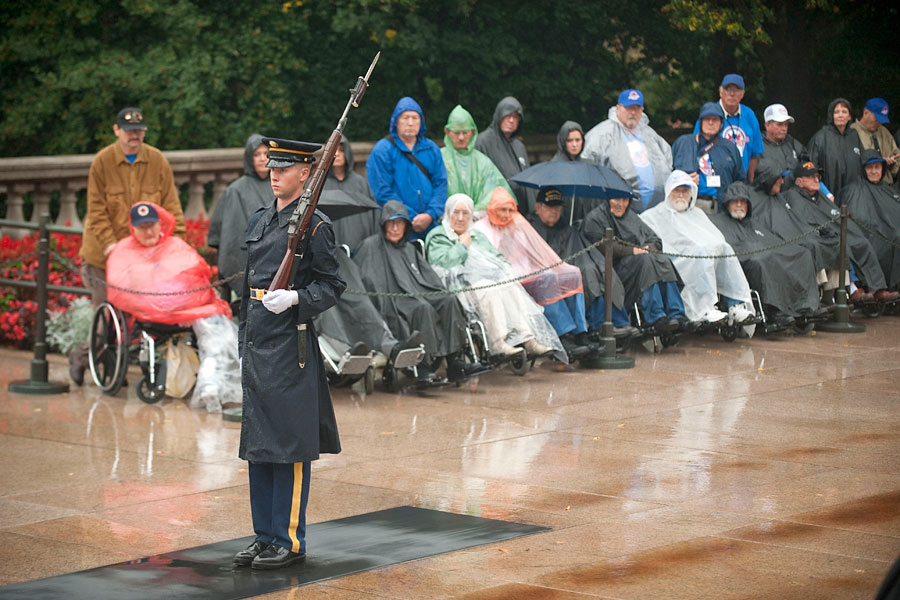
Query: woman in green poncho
[
  {"left": 441, "top": 105, "right": 514, "bottom": 214},
  {"left": 425, "top": 193, "right": 559, "bottom": 358}
]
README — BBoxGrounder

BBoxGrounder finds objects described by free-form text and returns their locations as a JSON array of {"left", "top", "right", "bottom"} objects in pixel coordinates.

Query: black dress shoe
[
  {"left": 349, "top": 341, "right": 369, "bottom": 356},
  {"left": 251, "top": 544, "right": 305, "bottom": 570},
  {"left": 233, "top": 540, "right": 269, "bottom": 567}
]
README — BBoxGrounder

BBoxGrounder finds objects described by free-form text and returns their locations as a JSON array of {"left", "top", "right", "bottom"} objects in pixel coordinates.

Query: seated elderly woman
[
  {"left": 640, "top": 170, "right": 754, "bottom": 326},
  {"left": 425, "top": 193, "right": 558, "bottom": 358},
  {"left": 472, "top": 187, "right": 593, "bottom": 359},
  {"left": 106, "top": 202, "right": 240, "bottom": 412},
  {"left": 353, "top": 200, "right": 487, "bottom": 383}
]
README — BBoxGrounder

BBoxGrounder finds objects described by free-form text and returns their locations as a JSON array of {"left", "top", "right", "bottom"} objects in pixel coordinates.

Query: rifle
[{"left": 268, "top": 52, "right": 380, "bottom": 292}]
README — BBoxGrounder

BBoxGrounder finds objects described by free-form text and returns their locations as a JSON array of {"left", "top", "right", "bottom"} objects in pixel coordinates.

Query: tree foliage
[{"left": 1, "top": 0, "right": 897, "bottom": 156}]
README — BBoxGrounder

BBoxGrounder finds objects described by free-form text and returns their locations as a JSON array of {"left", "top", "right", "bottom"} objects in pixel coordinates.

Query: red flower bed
[{"left": 0, "top": 217, "right": 214, "bottom": 348}]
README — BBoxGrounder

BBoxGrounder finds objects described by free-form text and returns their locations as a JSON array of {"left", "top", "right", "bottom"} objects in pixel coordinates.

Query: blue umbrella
[{"left": 510, "top": 161, "right": 634, "bottom": 224}]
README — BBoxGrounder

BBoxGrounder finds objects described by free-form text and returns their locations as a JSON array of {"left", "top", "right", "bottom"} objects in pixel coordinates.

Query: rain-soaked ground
[{"left": 1, "top": 319, "right": 898, "bottom": 599}]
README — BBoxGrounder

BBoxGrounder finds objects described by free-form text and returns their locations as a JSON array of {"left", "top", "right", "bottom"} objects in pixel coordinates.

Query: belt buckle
[{"left": 252, "top": 288, "right": 266, "bottom": 301}]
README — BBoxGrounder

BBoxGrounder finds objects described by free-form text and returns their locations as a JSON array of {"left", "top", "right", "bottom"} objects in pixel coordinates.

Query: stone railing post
[
  {"left": 2, "top": 183, "right": 34, "bottom": 240},
  {"left": 29, "top": 184, "right": 53, "bottom": 224},
  {"left": 57, "top": 179, "right": 85, "bottom": 228}
]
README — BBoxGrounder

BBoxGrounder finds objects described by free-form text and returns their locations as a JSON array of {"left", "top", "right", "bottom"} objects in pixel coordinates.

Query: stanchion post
[
  {"left": 591, "top": 227, "right": 634, "bottom": 369},
  {"left": 9, "top": 213, "right": 71, "bottom": 394},
  {"left": 817, "top": 204, "right": 865, "bottom": 333}
]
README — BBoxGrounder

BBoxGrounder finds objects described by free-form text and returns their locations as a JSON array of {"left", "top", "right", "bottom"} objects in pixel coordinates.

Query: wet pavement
[{"left": 1, "top": 320, "right": 899, "bottom": 599}]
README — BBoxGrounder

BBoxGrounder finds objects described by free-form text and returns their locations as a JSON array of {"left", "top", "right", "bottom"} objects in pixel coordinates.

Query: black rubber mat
[{"left": 0, "top": 506, "right": 549, "bottom": 600}]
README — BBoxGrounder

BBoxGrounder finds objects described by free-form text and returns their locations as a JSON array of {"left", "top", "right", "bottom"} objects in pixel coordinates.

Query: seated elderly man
[
  {"left": 640, "top": 170, "right": 754, "bottom": 326},
  {"left": 472, "top": 187, "right": 593, "bottom": 359},
  {"left": 353, "top": 200, "right": 487, "bottom": 383},
  {"left": 581, "top": 193, "right": 687, "bottom": 333},
  {"left": 672, "top": 102, "right": 745, "bottom": 214},
  {"left": 710, "top": 183, "right": 822, "bottom": 325},
  {"left": 837, "top": 150, "right": 900, "bottom": 294},
  {"left": 525, "top": 188, "right": 635, "bottom": 338},
  {"left": 425, "top": 193, "right": 558, "bottom": 358},
  {"left": 106, "top": 202, "right": 240, "bottom": 412},
  {"left": 778, "top": 160, "right": 894, "bottom": 304},
  {"left": 441, "top": 105, "right": 513, "bottom": 212}
]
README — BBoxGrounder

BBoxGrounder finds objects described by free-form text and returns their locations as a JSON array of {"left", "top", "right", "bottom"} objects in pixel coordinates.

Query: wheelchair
[
  {"left": 318, "top": 334, "right": 378, "bottom": 394},
  {"left": 88, "top": 301, "right": 195, "bottom": 403}
]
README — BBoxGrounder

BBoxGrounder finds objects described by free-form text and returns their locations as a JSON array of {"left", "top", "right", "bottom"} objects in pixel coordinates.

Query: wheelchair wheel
[
  {"left": 364, "top": 366, "right": 375, "bottom": 394},
  {"left": 860, "top": 302, "right": 884, "bottom": 318},
  {"left": 88, "top": 302, "right": 129, "bottom": 395},
  {"left": 136, "top": 375, "right": 164, "bottom": 404},
  {"left": 382, "top": 365, "right": 400, "bottom": 393},
  {"left": 719, "top": 326, "right": 738, "bottom": 342},
  {"left": 509, "top": 349, "right": 529, "bottom": 376}
]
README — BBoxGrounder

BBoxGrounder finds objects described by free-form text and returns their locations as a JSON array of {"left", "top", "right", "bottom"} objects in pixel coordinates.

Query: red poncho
[{"left": 106, "top": 203, "right": 231, "bottom": 324}]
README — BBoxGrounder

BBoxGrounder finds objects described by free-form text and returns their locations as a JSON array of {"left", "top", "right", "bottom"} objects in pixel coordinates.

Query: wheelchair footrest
[
  {"left": 393, "top": 346, "right": 425, "bottom": 370},
  {"left": 336, "top": 353, "right": 374, "bottom": 376}
]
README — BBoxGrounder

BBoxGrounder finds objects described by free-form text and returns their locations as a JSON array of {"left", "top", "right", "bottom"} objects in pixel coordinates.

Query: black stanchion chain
[
  {"left": 22, "top": 215, "right": 836, "bottom": 301},
  {"left": 49, "top": 249, "right": 244, "bottom": 296}
]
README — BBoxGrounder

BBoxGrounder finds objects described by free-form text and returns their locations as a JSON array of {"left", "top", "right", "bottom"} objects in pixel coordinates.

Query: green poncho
[{"left": 441, "top": 105, "right": 513, "bottom": 211}]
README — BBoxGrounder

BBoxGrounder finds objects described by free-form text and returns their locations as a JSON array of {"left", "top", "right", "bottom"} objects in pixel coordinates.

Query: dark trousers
[{"left": 248, "top": 461, "right": 311, "bottom": 554}]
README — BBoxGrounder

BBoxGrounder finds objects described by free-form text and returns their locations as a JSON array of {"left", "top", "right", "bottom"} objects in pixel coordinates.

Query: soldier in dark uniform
[{"left": 233, "top": 137, "right": 346, "bottom": 570}]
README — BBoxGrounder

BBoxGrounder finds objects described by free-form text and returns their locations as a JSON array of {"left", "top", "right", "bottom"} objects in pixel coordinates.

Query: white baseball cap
[{"left": 764, "top": 103, "right": 794, "bottom": 123}]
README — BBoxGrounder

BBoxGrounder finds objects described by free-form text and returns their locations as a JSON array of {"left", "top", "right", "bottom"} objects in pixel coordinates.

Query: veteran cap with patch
[
  {"left": 793, "top": 159, "right": 822, "bottom": 179},
  {"left": 536, "top": 188, "right": 564, "bottom": 206},
  {"left": 263, "top": 137, "right": 322, "bottom": 168},
  {"left": 130, "top": 202, "right": 159, "bottom": 226},
  {"left": 117, "top": 107, "right": 147, "bottom": 131}
]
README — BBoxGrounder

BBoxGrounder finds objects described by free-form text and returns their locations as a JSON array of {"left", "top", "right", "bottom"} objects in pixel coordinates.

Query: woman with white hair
[{"left": 425, "top": 193, "right": 558, "bottom": 358}]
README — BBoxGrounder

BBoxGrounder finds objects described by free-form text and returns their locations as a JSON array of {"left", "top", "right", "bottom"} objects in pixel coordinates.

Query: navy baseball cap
[
  {"left": 699, "top": 102, "right": 725, "bottom": 120},
  {"left": 864, "top": 98, "right": 890, "bottom": 124},
  {"left": 720, "top": 74, "right": 745, "bottom": 89},
  {"left": 130, "top": 203, "right": 159, "bottom": 226},
  {"left": 618, "top": 89, "right": 644, "bottom": 108},
  {"left": 116, "top": 107, "right": 147, "bottom": 131}
]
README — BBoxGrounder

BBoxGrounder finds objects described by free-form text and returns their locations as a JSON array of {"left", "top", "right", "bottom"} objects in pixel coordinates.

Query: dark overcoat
[{"left": 238, "top": 200, "right": 346, "bottom": 463}]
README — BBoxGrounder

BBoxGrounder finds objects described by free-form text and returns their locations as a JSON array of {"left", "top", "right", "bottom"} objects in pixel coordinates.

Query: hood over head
[
  {"left": 860, "top": 148, "right": 886, "bottom": 183},
  {"left": 488, "top": 96, "right": 524, "bottom": 137},
  {"left": 486, "top": 186, "right": 519, "bottom": 228},
  {"left": 337, "top": 137, "right": 356, "bottom": 171},
  {"left": 555, "top": 120, "right": 584, "bottom": 160},
  {"left": 128, "top": 201, "right": 175, "bottom": 243},
  {"left": 389, "top": 96, "right": 426, "bottom": 139},
  {"left": 443, "top": 105, "right": 478, "bottom": 154},
  {"left": 380, "top": 200, "right": 413, "bottom": 244},
  {"left": 753, "top": 160, "right": 784, "bottom": 195},
  {"left": 664, "top": 170, "right": 698, "bottom": 211},
  {"left": 243, "top": 132, "right": 267, "bottom": 179},
  {"left": 723, "top": 182, "right": 755, "bottom": 218},
  {"left": 826, "top": 97, "right": 852, "bottom": 126}
]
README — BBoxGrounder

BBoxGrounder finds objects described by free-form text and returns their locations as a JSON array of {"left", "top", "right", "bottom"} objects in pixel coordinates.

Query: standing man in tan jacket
[{"left": 70, "top": 107, "right": 185, "bottom": 385}]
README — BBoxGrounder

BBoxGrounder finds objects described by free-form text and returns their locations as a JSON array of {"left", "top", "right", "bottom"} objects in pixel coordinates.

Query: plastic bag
[
  {"left": 165, "top": 334, "right": 200, "bottom": 398},
  {"left": 189, "top": 314, "right": 242, "bottom": 413}
]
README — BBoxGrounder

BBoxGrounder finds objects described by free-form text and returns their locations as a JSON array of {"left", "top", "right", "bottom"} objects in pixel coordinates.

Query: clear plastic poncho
[{"left": 428, "top": 194, "right": 564, "bottom": 359}]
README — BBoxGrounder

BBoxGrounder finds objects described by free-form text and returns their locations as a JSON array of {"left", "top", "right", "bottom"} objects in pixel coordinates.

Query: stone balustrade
[{"left": 0, "top": 139, "right": 558, "bottom": 239}]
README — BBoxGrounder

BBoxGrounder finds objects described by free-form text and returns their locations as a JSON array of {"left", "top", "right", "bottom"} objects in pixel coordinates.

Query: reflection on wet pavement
[{"left": 1, "top": 319, "right": 899, "bottom": 598}]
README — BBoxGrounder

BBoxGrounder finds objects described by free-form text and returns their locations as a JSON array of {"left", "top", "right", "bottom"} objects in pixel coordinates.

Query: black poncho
[
  {"left": 323, "top": 137, "right": 381, "bottom": 254},
  {"left": 353, "top": 201, "right": 466, "bottom": 358},
  {"left": 526, "top": 212, "right": 625, "bottom": 309},
  {"left": 711, "top": 183, "right": 819, "bottom": 316},
  {"left": 580, "top": 200, "right": 680, "bottom": 307},
  {"left": 475, "top": 97, "right": 537, "bottom": 213},
  {"left": 807, "top": 98, "right": 863, "bottom": 195},
  {"left": 837, "top": 154, "right": 900, "bottom": 289}
]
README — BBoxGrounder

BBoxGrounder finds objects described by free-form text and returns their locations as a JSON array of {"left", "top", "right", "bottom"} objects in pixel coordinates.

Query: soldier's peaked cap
[{"left": 263, "top": 137, "right": 322, "bottom": 168}]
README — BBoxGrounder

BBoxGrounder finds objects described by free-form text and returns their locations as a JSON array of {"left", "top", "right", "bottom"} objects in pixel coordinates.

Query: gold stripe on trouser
[{"left": 288, "top": 462, "right": 304, "bottom": 553}]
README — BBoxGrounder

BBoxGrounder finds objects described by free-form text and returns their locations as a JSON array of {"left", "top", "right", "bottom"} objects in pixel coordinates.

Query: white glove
[{"left": 262, "top": 289, "right": 299, "bottom": 314}]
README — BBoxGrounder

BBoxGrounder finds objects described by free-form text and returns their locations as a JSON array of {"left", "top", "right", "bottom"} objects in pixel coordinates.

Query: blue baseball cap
[
  {"left": 699, "top": 102, "right": 724, "bottom": 120},
  {"left": 864, "top": 98, "right": 890, "bottom": 124},
  {"left": 720, "top": 74, "right": 745, "bottom": 89},
  {"left": 130, "top": 203, "right": 159, "bottom": 226},
  {"left": 618, "top": 89, "right": 644, "bottom": 108}
]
